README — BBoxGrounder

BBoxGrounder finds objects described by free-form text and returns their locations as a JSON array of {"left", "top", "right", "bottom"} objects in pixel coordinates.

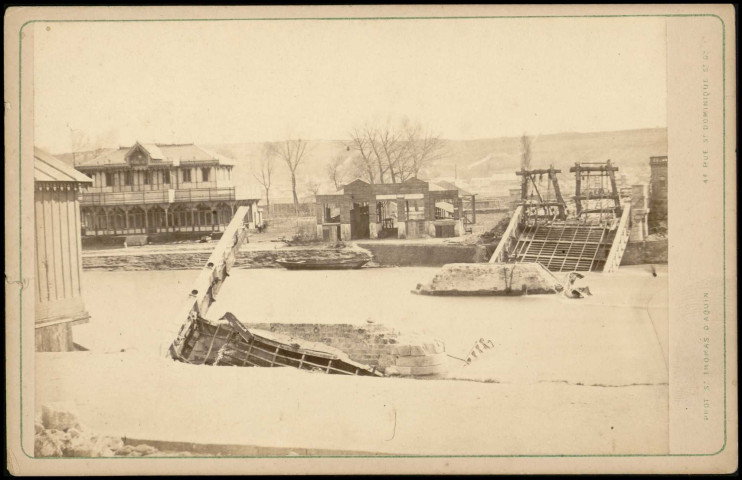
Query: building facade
[
  {"left": 648, "top": 155, "right": 668, "bottom": 232},
  {"left": 34, "top": 148, "right": 92, "bottom": 351},
  {"left": 629, "top": 184, "right": 650, "bottom": 242},
  {"left": 74, "top": 142, "right": 260, "bottom": 237},
  {"left": 315, "top": 178, "right": 464, "bottom": 241}
]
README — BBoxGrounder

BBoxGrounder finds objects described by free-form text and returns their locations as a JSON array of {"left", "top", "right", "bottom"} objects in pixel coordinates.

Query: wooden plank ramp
[{"left": 162, "top": 206, "right": 252, "bottom": 360}]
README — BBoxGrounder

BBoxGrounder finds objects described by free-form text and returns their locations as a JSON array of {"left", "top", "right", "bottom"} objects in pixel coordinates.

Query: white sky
[{"left": 33, "top": 17, "right": 667, "bottom": 153}]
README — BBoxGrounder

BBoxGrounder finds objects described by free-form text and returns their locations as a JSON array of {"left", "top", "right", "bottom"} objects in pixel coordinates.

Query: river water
[{"left": 75, "top": 265, "right": 667, "bottom": 387}]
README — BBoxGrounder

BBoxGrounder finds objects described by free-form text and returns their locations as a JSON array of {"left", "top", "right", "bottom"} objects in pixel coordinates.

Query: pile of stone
[
  {"left": 383, "top": 338, "right": 448, "bottom": 377},
  {"left": 413, "top": 262, "right": 564, "bottom": 296},
  {"left": 34, "top": 403, "right": 190, "bottom": 458}
]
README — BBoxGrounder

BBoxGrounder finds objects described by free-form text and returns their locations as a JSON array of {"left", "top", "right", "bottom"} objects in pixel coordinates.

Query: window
[
  {"left": 324, "top": 204, "right": 341, "bottom": 223},
  {"left": 163, "top": 170, "right": 170, "bottom": 184},
  {"left": 105, "top": 172, "right": 113, "bottom": 187},
  {"left": 202, "top": 167, "right": 210, "bottom": 182},
  {"left": 123, "top": 171, "right": 132, "bottom": 186},
  {"left": 435, "top": 198, "right": 455, "bottom": 220},
  {"left": 144, "top": 172, "right": 151, "bottom": 185},
  {"left": 183, "top": 169, "right": 192, "bottom": 183}
]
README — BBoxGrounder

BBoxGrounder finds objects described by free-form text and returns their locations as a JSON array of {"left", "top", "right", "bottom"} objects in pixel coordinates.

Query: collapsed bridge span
[{"left": 490, "top": 161, "right": 631, "bottom": 273}]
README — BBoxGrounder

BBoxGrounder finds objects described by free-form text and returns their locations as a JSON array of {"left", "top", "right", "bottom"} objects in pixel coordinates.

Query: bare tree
[
  {"left": 403, "top": 121, "right": 446, "bottom": 180},
  {"left": 377, "top": 126, "right": 407, "bottom": 183},
  {"left": 305, "top": 178, "right": 321, "bottom": 197},
  {"left": 326, "top": 153, "right": 347, "bottom": 190},
  {"left": 251, "top": 146, "right": 275, "bottom": 210},
  {"left": 520, "top": 133, "right": 532, "bottom": 171},
  {"left": 350, "top": 120, "right": 445, "bottom": 183},
  {"left": 349, "top": 124, "right": 408, "bottom": 184},
  {"left": 348, "top": 128, "right": 377, "bottom": 184},
  {"left": 269, "top": 137, "right": 308, "bottom": 215},
  {"left": 364, "top": 126, "right": 390, "bottom": 184}
]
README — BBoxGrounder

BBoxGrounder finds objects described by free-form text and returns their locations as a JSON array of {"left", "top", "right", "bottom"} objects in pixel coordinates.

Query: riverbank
[{"left": 81, "top": 234, "right": 667, "bottom": 271}]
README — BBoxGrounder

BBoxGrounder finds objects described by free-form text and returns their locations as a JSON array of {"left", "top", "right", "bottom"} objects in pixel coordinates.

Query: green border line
[{"left": 18, "top": 13, "right": 728, "bottom": 460}]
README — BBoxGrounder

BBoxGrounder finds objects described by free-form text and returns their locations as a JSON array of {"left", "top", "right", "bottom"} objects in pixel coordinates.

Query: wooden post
[
  {"left": 607, "top": 161, "right": 620, "bottom": 210},
  {"left": 549, "top": 169, "right": 566, "bottom": 219},
  {"left": 574, "top": 164, "right": 582, "bottom": 216},
  {"left": 471, "top": 194, "right": 477, "bottom": 224}
]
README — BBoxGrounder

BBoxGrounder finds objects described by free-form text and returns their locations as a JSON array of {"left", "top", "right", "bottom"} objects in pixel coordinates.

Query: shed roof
[{"left": 35, "top": 147, "right": 93, "bottom": 183}]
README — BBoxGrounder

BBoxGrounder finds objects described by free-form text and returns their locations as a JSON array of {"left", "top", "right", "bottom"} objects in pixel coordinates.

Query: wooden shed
[{"left": 34, "top": 147, "right": 93, "bottom": 351}]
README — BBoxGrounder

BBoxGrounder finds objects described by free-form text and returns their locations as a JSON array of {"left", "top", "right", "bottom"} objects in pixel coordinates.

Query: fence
[
  {"left": 261, "top": 216, "right": 318, "bottom": 240},
  {"left": 263, "top": 202, "right": 317, "bottom": 219}
]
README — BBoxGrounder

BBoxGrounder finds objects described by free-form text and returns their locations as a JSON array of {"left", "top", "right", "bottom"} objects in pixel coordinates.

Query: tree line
[{"left": 252, "top": 120, "right": 447, "bottom": 214}]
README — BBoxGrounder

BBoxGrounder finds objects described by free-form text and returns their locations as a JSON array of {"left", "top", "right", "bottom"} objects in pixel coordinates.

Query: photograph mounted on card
[{"left": 4, "top": 4, "right": 736, "bottom": 476}]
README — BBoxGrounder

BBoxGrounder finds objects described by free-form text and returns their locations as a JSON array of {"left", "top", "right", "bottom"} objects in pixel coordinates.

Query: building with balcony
[{"left": 74, "top": 142, "right": 260, "bottom": 237}]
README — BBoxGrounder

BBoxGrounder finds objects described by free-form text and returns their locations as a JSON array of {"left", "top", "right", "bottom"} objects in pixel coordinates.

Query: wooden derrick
[
  {"left": 515, "top": 167, "right": 567, "bottom": 221},
  {"left": 570, "top": 161, "right": 621, "bottom": 218}
]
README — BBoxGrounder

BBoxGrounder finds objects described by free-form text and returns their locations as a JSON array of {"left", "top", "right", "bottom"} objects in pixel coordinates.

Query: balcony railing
[
  {"left": 173, "top": 188, "right": 236, "bottom": 203},
  {"left": 81, "top": 187, "right": 236, "bottom": 206}
]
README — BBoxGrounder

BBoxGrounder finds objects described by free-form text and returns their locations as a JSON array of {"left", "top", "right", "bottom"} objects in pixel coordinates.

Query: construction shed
[
  {"left": 315, "top": 178, "right": 465, "bottom": 241},
  {"left": 34, "top": 147, "right": 93, "bottom": 351}
]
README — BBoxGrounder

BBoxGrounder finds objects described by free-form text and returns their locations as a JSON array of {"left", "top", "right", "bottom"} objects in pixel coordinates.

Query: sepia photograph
[{"left": 5, "top": 5, "right": 736, "bottom": 476}]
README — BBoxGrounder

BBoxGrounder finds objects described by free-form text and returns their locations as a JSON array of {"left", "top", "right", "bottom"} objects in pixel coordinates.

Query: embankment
[
  {"left": 82, "top": 238, "right": 665, "bottom": 272},
  {"left": 356, "top": 242, "right": 484, "bottom": 267},
  {"left": 82, "top": 232, "right": 225, "bottom": 250},
  {"left": 83, "top": 248, "right": 371, "bottom": 271}
]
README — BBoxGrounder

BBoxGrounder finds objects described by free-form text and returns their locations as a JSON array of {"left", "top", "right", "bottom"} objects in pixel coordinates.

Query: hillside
[
  {"left": 206, "top": 127, "right": 667, "bottom": 201},
  {"left": 53, "top": 128, "right": 667, "bottom": 203}
]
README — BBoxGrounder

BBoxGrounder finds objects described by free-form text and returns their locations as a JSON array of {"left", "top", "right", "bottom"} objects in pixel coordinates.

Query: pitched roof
[
  {"left": 35, "top": 147, "right": 93, "bottom": 183},
  {"left": 139, "top": 143, "right": 164, "bottom": 160},
  {"left": 433, "top": 180, "right": 473, "bottom": 197},
  {"left": 403, "top": 177, "right": 428, "bottom": 184},
  {"left": 77, "top": 143, "right": 235, "bottom": 167},
  {"left": 76, "top": 147, "right": 129, "bottom": 167},
  {"left": 344, "top": 178, "right": 371, "bottom": 187}
]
